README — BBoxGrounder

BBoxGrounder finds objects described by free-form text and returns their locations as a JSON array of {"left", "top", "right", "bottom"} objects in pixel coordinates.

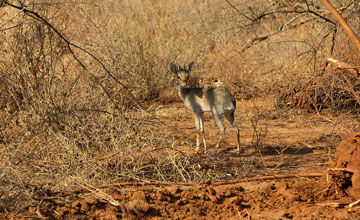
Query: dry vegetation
[{"left": 1, "top": 0, "right": 360, "bottom": 216}]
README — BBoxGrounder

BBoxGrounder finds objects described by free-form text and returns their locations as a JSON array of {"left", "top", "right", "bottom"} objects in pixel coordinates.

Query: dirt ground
[{"left": 2, "top": 100, "right": 360, "bottom": 220}]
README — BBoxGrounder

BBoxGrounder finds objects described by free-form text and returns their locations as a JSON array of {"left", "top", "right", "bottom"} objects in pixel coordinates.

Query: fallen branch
[
  {"left": 84, "top": 173, "right": 323, "bottom": 190},
  {"left": 211, "top": 173, "right": 323, "bottom": 186}
]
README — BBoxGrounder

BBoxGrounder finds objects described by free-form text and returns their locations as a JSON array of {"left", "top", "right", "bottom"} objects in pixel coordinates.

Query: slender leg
[
  {"left": 194, "top": 115, "right": 200, "bottom": 153},
  {"left": 199, "top": 113, "right": 207, "bottom": 153},
  {"left": 213, "top": 112, "right": 225, "bottom": 149},
  {"left": 225, "top": 111, "right": 240, "bottom": 154}
]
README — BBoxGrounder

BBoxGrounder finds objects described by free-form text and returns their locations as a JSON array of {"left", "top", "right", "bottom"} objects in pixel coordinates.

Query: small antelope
[{"left": 170, "top": 62, "right": 240, "bottom": 154}]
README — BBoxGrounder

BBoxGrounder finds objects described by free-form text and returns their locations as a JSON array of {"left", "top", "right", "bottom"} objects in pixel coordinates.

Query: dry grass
[{"left": 0, "top": 0, "right": 360, "bottom": 211}]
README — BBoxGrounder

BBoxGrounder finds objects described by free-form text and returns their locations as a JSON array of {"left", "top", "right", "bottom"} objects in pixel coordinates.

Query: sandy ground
[{"left": 3, "top": 100, "right": 360, "bottom": 219}]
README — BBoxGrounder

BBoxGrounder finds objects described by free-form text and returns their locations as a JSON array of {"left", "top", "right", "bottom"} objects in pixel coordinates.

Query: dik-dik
[{"left": 170, "top": 62, "right": 240, "bottom": 154}]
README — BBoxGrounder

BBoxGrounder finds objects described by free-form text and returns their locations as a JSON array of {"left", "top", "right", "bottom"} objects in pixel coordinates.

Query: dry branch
[
  {"left": 2, "top": 0, "right": 145, "bottom": 116},
  {"left": 211, "top": 173, "right": 323, "bottom": 186},
  {"left": 320, "top": 0, "right": 360, "bottom": 53},
  {"left": 87, "top": 173, "right": 323, "bottom": 189},
  {"left": 327, "top": 58, "right": 359, "bottom": 77}
]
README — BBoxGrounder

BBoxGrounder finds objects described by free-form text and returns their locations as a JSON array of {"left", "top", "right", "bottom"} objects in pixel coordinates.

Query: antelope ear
[
  {"left": 188, "top": 62, "right": 195, "bottom": 72},
  {"left": 170, "top": 63, "right": 178, "bottom": 74}
]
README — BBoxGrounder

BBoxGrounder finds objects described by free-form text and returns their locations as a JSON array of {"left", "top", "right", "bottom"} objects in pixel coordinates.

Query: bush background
[{"left": 1, "top": 0, "right": 360, "bottom": 210}]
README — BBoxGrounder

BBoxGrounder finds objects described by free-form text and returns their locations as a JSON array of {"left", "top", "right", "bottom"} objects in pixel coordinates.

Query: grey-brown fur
[{"left": 170, "top": 62, "right": 240, "bottom": 154}]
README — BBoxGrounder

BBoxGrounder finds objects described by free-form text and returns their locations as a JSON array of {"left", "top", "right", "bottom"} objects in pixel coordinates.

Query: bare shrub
[
  {"left": 213, "top": 0, "right": 360, "bottom": 113},
  {"left": 276, "top": 72, "right": 360, "bottom": 114},
  {"left": 1, "top": 0, "right": 360, "bottom": 212},
  {"left": 0, "top": 0, "right": 243, "bottom": 211}
]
